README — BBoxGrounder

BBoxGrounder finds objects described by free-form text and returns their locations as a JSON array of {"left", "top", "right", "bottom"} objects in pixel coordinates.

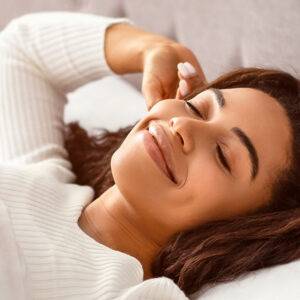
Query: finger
[
  {"left": 176, "top": 64, "right": 192, "bottom": 99},
  {"left": 177, "top": 62, "right": 197, "bottom": 79},
  {"left": 177, "top": 70, "right": 184, "bottom": 81},
  {"left": 177, "top": 62, "right": 206, "bottom": 94},
  {"left": 178, "top": 61, "right": 207, "bottom": 86},
  {"left": 144, "top": 91, "right": 162, "bottom": 110},
  {"left": 175, "top": 87, "right": 182, "bottom": 99},
  {"left": 165, "top": 78, "right": 180, "bottom": 100},
  {"left": 142, "top": 85, "right": 163, "bottom": 111},
  {"left": 144, "top": 88, "right": 162, "bottom": 104},
  {"left": 150, "top": 74, "right": 179, "bottom": 101},
  {"left": 179, "top": 79, "right": 189, "bottom": 98},
  {"left": 182, "top": 54, "right": 207, "bottom": 84},
  {"left": 142, "top": 74, "right": 164, "bottom": 110}
]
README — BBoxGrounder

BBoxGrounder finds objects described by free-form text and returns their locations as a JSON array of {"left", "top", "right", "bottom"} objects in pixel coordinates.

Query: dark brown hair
[{"left": 64, "top": 68, "right": 300, "bottom": 296}]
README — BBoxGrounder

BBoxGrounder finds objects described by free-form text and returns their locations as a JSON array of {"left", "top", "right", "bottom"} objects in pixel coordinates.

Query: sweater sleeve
[
  {"left": 0, "top": 12, "right": 130, "bottom": 171},
  {"left": 117, "top": 277, "right": 189, "bottom": 300}
]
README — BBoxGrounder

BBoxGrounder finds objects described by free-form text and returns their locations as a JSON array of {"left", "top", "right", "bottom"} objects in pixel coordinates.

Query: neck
[{"left": 78, "top": 184, "right": 165, "bottom": 280}]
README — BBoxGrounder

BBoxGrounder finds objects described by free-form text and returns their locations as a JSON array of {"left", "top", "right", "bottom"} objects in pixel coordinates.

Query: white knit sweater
[{"left": 0, "top": 12, "right": 188, "bottom": 300}]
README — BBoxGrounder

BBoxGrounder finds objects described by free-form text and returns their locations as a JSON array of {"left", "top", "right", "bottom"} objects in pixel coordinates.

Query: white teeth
[{"left": 149, "top": 124, "right": 158, "bottom": 138}]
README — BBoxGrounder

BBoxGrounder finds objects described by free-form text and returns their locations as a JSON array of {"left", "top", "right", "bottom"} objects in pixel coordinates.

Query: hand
[
  {"left": 104, "top": 23, "right": 206, "bottom": 110},
  {"left": 142, "top": 43, "right": 206, "bottom": 110}
]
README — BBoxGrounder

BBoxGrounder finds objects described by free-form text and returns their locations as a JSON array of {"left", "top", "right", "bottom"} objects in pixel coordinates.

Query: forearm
[
  {"left": 104, "top": 23, "right": 180, "bottom": 74},
  {"left": 1, "top": 12, "right": 131, "bottom": 93}
]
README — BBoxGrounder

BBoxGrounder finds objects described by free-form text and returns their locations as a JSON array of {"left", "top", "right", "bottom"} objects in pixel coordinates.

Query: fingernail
[
  {"left": 177, "top": 63, "right": 189, "bottom": 78},
  {"left": 179, "top": 80, "right": 189, "bottom": 96},
  {"left": 183, "top": 62, "right": 196, "bottom": 76}
]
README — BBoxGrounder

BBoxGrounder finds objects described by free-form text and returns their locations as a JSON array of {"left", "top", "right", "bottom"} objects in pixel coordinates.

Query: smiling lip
[
  {"left": 142, "top": 129, "right": 177, "bottom": 183},
  {"left": 144, "top": 122, "right": 177, "bottom": 183}
]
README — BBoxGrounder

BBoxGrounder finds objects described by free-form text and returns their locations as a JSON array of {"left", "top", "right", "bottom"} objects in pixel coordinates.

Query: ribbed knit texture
[{"left": 0, "top": 12, "right": 188, "bottom": 300}]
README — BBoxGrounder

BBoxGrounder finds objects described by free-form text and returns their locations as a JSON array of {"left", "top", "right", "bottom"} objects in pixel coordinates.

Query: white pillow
[
  {"left": 190, "top": 259, "right": 300, "bottom": 300},
  {"left": 66, "top": 75, "right": 147, "bottom": 132}
]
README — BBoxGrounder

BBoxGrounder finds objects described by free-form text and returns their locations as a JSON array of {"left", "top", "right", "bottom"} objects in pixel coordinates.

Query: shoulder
[{"left": 0, "top": 161, "right": 94, "bottom": 221}]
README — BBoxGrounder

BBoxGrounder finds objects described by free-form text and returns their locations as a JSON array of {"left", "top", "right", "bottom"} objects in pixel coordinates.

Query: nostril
[
  {"left": 170, "top": 118, "right": 184, "bottom": 145},
  {"left": 177, "top": 133, "right": 184, "bottom": 145}
]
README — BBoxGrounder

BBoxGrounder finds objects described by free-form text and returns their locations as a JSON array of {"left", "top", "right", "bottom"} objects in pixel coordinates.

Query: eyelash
[
  {"left": 217, "top": 144, "right": 231, "bottom": 173},
  {"left": 186, "top": 100, "right": 231, "bottom": 173},
  {"left": 186, "top": 101, "right": 204, "bottom": 119}
]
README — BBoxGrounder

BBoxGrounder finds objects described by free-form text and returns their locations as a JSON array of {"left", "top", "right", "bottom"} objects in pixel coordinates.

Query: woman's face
[{"left": 111, "top": 88, "right": 291, "bottom": 233}]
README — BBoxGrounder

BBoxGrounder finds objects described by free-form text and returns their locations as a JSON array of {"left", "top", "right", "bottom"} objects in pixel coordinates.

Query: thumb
[
  {"left": 142, "top": 76, "right": 164, "bottom": 110},
  {"left": 145, "top": 93, "right": 162, "bottom": 111}
]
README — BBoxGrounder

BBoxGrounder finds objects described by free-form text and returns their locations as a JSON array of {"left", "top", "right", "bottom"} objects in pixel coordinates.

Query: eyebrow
[
  {"left": 209, "top": 88, "right": 259, "bottom": 180},
  {"left": 209, "top": 88, "right": 225, "bottom": 107},
  {"left": 231, "top": 127, "right": 259, "bottom": 180}
]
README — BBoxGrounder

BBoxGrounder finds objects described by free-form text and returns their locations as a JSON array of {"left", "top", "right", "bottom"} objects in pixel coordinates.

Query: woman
[{"left": 0, "top": 12, "right": 299, "bottom": 300}]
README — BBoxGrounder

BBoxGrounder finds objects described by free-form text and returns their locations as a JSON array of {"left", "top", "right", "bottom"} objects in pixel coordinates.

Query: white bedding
[{"left": 190, "top": 261, "right": 300, "bottom": 300}]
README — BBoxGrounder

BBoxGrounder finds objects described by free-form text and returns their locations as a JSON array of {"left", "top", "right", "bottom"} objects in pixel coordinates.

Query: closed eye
[
  {"left": 186, "top": 101, "right": 204, "bottom": 119},
  {"left": 216, "top": 144, "right": 231, "bottom": 173},
  {"left": 186, "top": 101, "right": 231, "bottom": 174}
]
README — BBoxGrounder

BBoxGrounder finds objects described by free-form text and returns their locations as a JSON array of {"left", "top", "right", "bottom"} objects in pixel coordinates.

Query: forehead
[{"left": 220, "top": 87, "right": 292, "bottom": 178}]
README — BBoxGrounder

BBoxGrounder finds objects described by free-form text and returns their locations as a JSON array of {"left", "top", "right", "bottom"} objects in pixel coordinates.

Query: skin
[{"left": 78, "top": 87, "right": 291, "bottom": 280}]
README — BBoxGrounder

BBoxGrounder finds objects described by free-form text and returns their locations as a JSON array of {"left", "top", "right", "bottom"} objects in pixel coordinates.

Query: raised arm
[
  {"left": 0, "top": 12, "right": 131, "bottom": 168},
  {"left": 0, "top": 12, "right": 204, "bottom": 171},
  {"left": 104, "top": 22, "right": 206, "bottom": 109}
]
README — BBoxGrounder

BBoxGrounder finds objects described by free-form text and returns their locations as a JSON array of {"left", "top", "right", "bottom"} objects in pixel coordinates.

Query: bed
[{"left": 1, "top": 1, "right": 300, "bottom": 299}]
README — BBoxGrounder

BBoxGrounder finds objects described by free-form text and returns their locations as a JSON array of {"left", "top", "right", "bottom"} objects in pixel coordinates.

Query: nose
[{"left": 169, "top": 116, "right": 211, "bottom": 154}]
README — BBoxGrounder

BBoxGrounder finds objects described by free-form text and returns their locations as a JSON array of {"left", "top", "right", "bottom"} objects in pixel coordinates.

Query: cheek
[
  {"left": 111, "top": 132, "right": 153, "bottom": 201},
  {"left": 181, "top": 161, "right": 259, "bottom": 226},
  {"left": 111, "top": 130, "right": 181, "bottom": 217},
  {"left": 175, "top": 158, "right": 238, "bottom": 229},
  {"left": 183, "top": 167, "right": 226, "bottom": 226}
]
